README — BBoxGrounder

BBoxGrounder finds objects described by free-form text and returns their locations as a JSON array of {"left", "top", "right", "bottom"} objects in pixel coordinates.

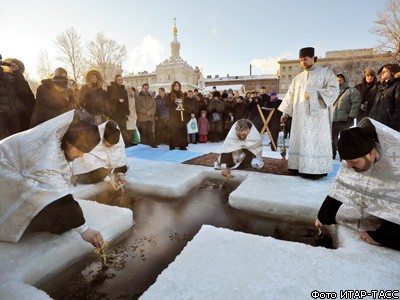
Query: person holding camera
[{"left": 0, "top": 57, "right": 35, "bottom": 140}]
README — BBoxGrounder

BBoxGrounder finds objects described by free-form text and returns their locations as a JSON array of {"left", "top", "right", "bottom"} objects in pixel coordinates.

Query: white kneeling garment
[
  {"left": 329, "top": 118, "right": 400, "bottom": 225},
  {"left": 215, "top": 121, "right": 264, "bottom": 170},
  {"left": 72, "top": 121, "right": 127, "bottom": 176},
  {"left": 0, "top": 111, "right": 77, "bottom": 243}
]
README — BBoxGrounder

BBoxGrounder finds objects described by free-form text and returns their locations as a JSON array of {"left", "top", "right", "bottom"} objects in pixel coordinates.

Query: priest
[
  {"left": 315, "top": 118, "right": 400, "bottom": 250},
  {"left": 73, "top": 119, "right": 128, "bottom": 190},
  {"left": 0, "top": 110, "right": 105, "bottom": 248},
  {"left": 279, "top": 47, "right": 339, "bottom": 179},
  {"left": 214, "top": 119, "right": 264, "bottom": 176}
]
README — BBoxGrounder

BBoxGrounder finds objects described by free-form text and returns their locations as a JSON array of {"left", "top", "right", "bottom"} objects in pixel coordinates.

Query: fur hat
[
  {"left": 54, "top": 67, "right": 67, "bottom": 76},
  {"left": 104, "top": 120, "right": 120, "bottom": 145},
  {"left": 299, "top": 47, "right": 315, "bottom": 58},
  {"left": 64, "top": 120, "right": 100, "bottom": 153},
  {"left": 338, "top": 127, "right": 375, "bottom": 160}
]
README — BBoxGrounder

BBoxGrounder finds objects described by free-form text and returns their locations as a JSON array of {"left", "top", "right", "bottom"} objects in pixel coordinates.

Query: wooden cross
[{"left": 256, "top": 104, "right": 277, "bottom": 151}]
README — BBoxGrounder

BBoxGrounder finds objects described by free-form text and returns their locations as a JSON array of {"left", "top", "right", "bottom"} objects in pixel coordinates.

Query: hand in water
[{"left": 81, "top": 228, "right": 105, "bottom": 248}]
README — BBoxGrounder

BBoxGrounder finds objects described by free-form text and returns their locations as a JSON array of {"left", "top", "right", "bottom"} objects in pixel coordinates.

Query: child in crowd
[
  {"left": 187, "top": 113, "right": 198, "bottom": 144},
  {"left": 197, "top": 110, "right": 210, "bottom": 143}
]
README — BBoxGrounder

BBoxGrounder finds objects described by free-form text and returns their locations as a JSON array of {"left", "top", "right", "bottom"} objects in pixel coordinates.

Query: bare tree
[
  {"left": 54, "top": 27, "right": 85, "bottom": 82},
  {"left": 36, "top": 49, "right": 53, "bottom": 80},
  {"left": 370, "top": 0, "right": 400, "bottom": 62},
  {"left": 86, "top": 32, "right": 127, "bottom": 83}
]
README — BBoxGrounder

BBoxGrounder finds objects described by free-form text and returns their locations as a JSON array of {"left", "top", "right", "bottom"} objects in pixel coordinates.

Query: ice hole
[{"left": 39, "top": 178, "right": 335, "bottom": 299}]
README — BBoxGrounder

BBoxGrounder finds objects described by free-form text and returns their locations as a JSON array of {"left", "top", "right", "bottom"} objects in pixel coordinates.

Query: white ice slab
[
  {"left": 141, "top": 225, "right": 400, "bottom": 300},
  {"left": 229, "top": 172, "right": 333, "bottom": 220}
]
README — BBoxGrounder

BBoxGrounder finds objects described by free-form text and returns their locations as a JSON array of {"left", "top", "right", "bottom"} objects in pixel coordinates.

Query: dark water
[{"left": 41, "top": 179, "right": 333, "bottom": 300}]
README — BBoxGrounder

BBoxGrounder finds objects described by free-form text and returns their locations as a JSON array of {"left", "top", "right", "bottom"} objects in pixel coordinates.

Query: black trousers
[
  {"left": 26, "top": 194, "right": 85, "bottom": 235},
  {"left": 138, "top": 121, "right": 156, "bottom": 147}
]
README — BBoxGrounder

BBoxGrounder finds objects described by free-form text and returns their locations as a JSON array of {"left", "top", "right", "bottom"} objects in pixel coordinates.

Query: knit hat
[
  {"left": 299, "top": 47, "right": 315, "bottom": 58},
  {"left": 270, "top": 92, "right": 277, "bottom": 96},
  {"left": 338, "top": 127, "right": 375, "bottom": 160},
  {"left": 103, "top": 120, "right": 120, "bottom": 145},
  {"left": 64, "top": 120, "right": 100, "bottom": 153},
  {"left": 365, "top": 68, "right": 376, "bottom": 77}
]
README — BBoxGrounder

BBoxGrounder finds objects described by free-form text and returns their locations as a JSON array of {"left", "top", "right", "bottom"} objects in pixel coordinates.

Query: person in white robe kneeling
[
  {"left": 315, "top": 118, "right": 400, "bottom": 250},
  {"left": 214, "top": 119, "right": 264, "bottom": 176},
  {"left": 0, "top": 110, "right": 105, "bottom": 248},
  {"left": 72, "top": 120, "right": 128, "bottom": 190}
]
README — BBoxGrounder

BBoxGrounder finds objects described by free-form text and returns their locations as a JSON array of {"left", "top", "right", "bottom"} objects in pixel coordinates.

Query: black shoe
[
  {"left": 288, "top": 169, "right": 299, "bottom": 175},
  {"left": 179, "top": 147, "right": 187, "bottom": 150},
  {"left": 169, "top": 146, "right": 174, "bottom": 150},
  {"left": 151, "top": 145, "right": 158, "bottom": 148}
]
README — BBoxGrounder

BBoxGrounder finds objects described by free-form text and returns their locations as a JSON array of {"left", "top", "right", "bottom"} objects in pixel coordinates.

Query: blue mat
[
  {"left": 327, "top": 162, "right": 340, "bottom": 179},
  {"left": 125, "top": 144, "right": 205, "bottom": 163}
]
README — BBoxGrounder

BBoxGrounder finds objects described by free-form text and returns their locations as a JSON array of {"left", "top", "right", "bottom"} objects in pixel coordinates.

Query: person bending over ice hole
[
  {"left": 214, "top": 119, "right": 264, "bottom": 177},
  {"left": 315, "top": 118, "right": 400, "bottom": 251},
  {"left": 73, "top": 119, "right": 128, "bottom": 190},
  {"left": 0, "top": 110, "right": 105, "bottom": 248}
]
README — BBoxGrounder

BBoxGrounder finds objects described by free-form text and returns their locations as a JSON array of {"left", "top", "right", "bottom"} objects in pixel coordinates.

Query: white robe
[
  {"left": 329, "top": 118, "right": 400, "bottom": 225},
  {"left": 72, "top": 121, "right": 127, "bottom": 175},
  {"left": 279, "top": 64, "right": 338, "bottom": 174},
  {"left": 0, "top": 111, "right": 79, "bottom": 243},
  {"left": 215, "top": 121, "right": 263, "bottom": 169}
]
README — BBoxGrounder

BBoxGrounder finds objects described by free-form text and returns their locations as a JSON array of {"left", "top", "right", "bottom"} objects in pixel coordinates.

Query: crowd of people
[{"left": 0, "top": 47, "right": 399, "bottom": 251}]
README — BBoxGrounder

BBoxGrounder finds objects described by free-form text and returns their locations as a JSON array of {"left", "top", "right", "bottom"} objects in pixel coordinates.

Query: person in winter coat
[
  {"left": 354, "top": 68, "right": 377, "bottom": 124},
  {"left": 30, "top": 75, "right": 76, "bottom": 128},
  {"left": 0, "top": 58, "right": 35, "bottom": 139},
  {"left": 223, "top": 94, "right": 236, "bottom": 138},
  {"left": 234, "top": 96, "right": 248, "bottom": 121},
  {"left": 106, "top": 74, "right": 130, "bottom": 146},
  {"left": 197, "top": 110, "right": 210, "bottom": 143},
  {"left": 247, "top": 90, "right": 264, "bottom": 132},
  {"left": 135, "top": 83, "right": 157, "bottom": 148},
  {"left": 78, "top": 68, "right": 109, "bottom": 125},
  {"left": 207, "top": 91, "right": 224, "bottom": 142},
  {"left": 155, "top": 87, "right": 169, "bottom": 145},
  {"left": 126, "top": 86, "right": 138, "bottom": 146},
  {"left": 166, "top": 81, "right": 189, "bottom": 150},
  {"left": 332, "top": 71, "right": 361, "bottom": 159},
  {"left": 368, "top": 64, "right": 400, "bottom": 132},
  {"left": 266, "top": 92, "right": 283, "bottom": 151}
]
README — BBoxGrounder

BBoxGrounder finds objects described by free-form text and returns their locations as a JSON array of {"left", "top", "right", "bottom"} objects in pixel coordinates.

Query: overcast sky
[{"left": 1, "top": 0, "right": 388, "bottom": 80}]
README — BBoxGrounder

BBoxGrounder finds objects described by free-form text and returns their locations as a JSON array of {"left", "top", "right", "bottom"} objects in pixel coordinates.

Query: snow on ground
[{"left": 1, "top": 136, "right": 399, "bottom": 299}]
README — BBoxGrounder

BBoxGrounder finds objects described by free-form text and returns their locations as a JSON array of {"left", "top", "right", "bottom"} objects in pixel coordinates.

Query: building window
[
  {"left": 282, "top": 66, "right": 286, "bottom": 72},
  {"left": 289, "top": 66, "right": 292, "bottom": 71},
  {"left": 281, "top": 75, "right": 286, "bottom": 81},
  {"left": 288, "top": 75, "right": 292, "bottom": 80},
  {"left": 281, "top": 84, "right": 285, "bottom": 90},
  {"left": 295, "top": 66, "right": 300, "bottom": 71}
]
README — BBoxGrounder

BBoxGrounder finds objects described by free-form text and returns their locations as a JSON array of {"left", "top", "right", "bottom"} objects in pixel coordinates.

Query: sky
[{"left": 0, "top": 0, "right": 389, "bottom": 81}]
